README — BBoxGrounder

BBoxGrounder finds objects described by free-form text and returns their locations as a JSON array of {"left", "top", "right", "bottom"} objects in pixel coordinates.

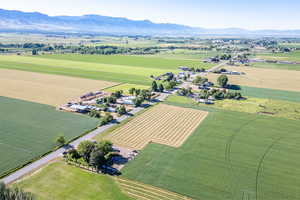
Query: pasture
[
  {"left": 105, "top": 104, "right": 208, "bottom": 149},
  {"left": 256, "top": 50, "right": 300, "bottom": 62},
  {"left": 122, "top": 101, "right": 300, "bottom": 200},
  {"left": 0, "top": 69, "right": 117, "bottom": 106},
  {"left": 0, "top": 96, "right": 98, "bottom": 177},
  {"left": 240, "top": 86, "right": 300, "bottom": 102},
  {"left": 0, "top": 54, "right": 210, "bottom": 85},
  {"left": 251, "top": 62, "right": 300, "bottom": 71},
  {"left": 213, "top": 97, "right": 300, "bottom": 120},
  {"left": 16, "top": 162, "right": 131, "bottom": 200},
  {"left": 207, "top": 66, "right": 300, "bottom": 92}
]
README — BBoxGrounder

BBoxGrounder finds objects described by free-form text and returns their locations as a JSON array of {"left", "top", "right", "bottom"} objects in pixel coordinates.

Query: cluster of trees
[
  {"left": 217, "top": 75, "right": 229, "bottom": 88},
  {"left": 151, "top": 81, "right": 164, "bottom": 92},
  {"left": 192, "top": 76, "right": 209, "bottom": 85},
  {"left": 164, "top": 80, "right": 177, "bottom": 90},
  {"left": 65, "top": 140, "right": 114, "bottom": 172},
  {"left": 177, "top": 88, "right": 193, "bottom": 97},
  {"left": 129, "top": 88, "right": 152, "bottom": 106},
  {"left": 0, "top": 182, "right": 35, "bottom": 200},
  {"left": 220, "top": 54, "right": 232, "bottom": 60},
  {"left": 88, "top": 109, "right": 113, "bottom": 125},
  {"left": 199, "top": 88, "right": 242, "bottom": 100},
  {"left": 116, "top": 105, "right": 127, "bottom": 115}
]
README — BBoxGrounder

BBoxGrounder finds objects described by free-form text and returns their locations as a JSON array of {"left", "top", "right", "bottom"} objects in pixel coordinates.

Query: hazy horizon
[{"left": 1, "top": 0, "right": 300, "bottom": 30}]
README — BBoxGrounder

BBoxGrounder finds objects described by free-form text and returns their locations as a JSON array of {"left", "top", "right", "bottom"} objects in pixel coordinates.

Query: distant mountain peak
[{"left": 0, "top": 8, "right": 299, "bottom": 36}]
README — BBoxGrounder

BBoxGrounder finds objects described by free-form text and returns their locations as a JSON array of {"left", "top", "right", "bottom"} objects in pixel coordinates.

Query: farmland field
[
  {"left": 0, "top": 96, "right": 98, "bottom": 177},
  {"left": 105, "top": 104, "right": 208, "bottom": 149},
  {"left": 213, "top": 97, "right": 300, "bottom": 120},
  {"left": 251, "top": 62, "right": 300, "bottom": 71},
  {"left": 0, "top": 69, "right": 117, "bottom": 106},
  {"left": 206, "top": 66, "right": 300, "bottom": 92},
  {"left": 122, "top": 102, "right": 300, "bottom": 200},
  {"left": 256, "top": 51, "right": 300, "bottom": 62},
  {"left": 16, "top": 161, "right": 132, "bottom": 200},
  {"left": 0, "top": 55, "right": 210, "bottom": 85},
  {"left": 240, "top": 86, "right": 300, "bottom": 102}
]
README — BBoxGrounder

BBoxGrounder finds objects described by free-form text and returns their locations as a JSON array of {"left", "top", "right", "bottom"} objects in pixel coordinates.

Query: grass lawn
[
  {"left": 0, "top": 54, "right": 211, "bottom": 85},
  {"left": 16, "top": 161, "right": 132, "bottom": 200},
  {"left": 0, "top": 96, "right": 98, "bottom": 177},
  {"left": 121, "top": 101, "right": 300, "bottom": 200},
  {"left": 251, "top": 62, "right": 300, "bottom": 71},
  {"left": 104, "top": 83, "right": 150, "bottom": 95}
]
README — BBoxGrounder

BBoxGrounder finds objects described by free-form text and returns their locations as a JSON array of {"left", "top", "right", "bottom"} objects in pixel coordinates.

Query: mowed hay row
[
  {"left": 207, "top": 66, "right": 300, "bottom": 92},
  {"left": 116, "top": 178, "right": 193, "bottom": 200},
  {"left": 0, "top": 69, "right": 118, "bottom": 106},
  {"left": 105, "top": 104, "right": 208, "bottom": 149}
]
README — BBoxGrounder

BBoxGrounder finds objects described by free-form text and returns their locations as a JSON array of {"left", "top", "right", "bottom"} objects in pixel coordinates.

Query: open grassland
[
  {"left": 167, "top": 95, "right": 300, "bottom": 120},
  {"left": 240, "top": 86, "right": 300, "bottom": 102},
  {"left": 207, "top": 66, "right": 300, "bottom": 92},
  {"left": 213, "top": 97, "right": 300, "bottom": 120},
  {"left": 0, "top": 69, "right": 117, "bottom": 106},
  {"left": 251, "top": 62, "right": 300, "bottom": 71},
  {"left": 279, "top": 43, "right": 300, "bottom": 48},
  {"left": 16, "top": 162, "right": 132, "bottom": 200},
  {"left": 0, "top": 55, "right": 209, "bottom": 85},
  {"left": 0, "top": 96, "right": 98, "bottom": 177},
  {"left": 104, "top": 83, "right": 150, "bottom": 95},
  {"left": 105, "top": 104, "right": 208, "bottom": 149},
  {"left": 122, "top": 101, "right": 300, "bottom": 200},
  {"left": 256, "top": 51, "right": 300, "bottom": 62}
]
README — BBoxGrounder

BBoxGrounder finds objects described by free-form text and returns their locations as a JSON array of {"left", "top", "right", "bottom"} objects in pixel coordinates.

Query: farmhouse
[
  {"left": 178, "top": 66, "right": 190, "bottom": 71},
  {"left": 69, "top": 104, "right": 89, "bottom": 113}
]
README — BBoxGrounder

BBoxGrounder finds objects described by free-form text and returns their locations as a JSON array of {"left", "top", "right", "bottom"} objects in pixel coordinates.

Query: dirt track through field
[
  {"left": 105, "top": 104, "right": 208, "bottom": 150},
  {"left": 207, "top": 66, "right": 300, "bottom": 92},
  {"left": 0, "top": 69, "right": 118, "bottom": 106}
]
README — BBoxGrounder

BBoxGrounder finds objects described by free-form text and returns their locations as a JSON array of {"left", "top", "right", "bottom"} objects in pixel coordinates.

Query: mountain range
[{"left": 0, "top": 8, "right": 300, "bottom": 36}]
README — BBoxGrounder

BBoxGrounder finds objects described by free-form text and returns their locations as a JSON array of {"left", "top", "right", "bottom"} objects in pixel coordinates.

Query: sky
[{"left": 1, "top": 0, "right": 300, "bottom": 30}]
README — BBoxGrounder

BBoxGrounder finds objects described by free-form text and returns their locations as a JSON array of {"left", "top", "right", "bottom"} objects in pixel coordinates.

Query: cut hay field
[
  {"left": 122, "top": 101, "right": 300, "bottom": 200},
  {"left": 207, "top": 66, "right": 300, "bottom": 92},
  {"left": 16, "top": 161, "right": 132, "bottom": 200},
  {"left": 0, "top": 96, "right": 98, "bottom": 177},
  {"left": 0, "top": 54, "right": 209, "bottom": 85},
  {"left": 0, "top": 69, "right": 117, "bottom": 106},
  {"left": 105, "top": 104, "right": 208, "bottom": 149}
]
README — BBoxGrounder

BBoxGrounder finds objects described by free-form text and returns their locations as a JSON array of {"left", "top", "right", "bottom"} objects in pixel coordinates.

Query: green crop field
[
  {"left": 0, "top": 96, "right": 98, "bottom": 177},
  {"left": 251, "top": 62, "right": 300, "bottom": 71},
  {"left": 16, "top": 161, "right": 132, "bottom": 200},
  {"left": 0, "top": 55, "right": 210, "bottom": 86},
  {"left": 121, "top": 101, "right": 300, "bottom": 200}
]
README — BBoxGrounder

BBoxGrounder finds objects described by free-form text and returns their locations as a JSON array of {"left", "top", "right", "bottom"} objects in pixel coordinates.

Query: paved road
[{"left": 1, "top": 93, "right": 171, "bottom": 185}]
